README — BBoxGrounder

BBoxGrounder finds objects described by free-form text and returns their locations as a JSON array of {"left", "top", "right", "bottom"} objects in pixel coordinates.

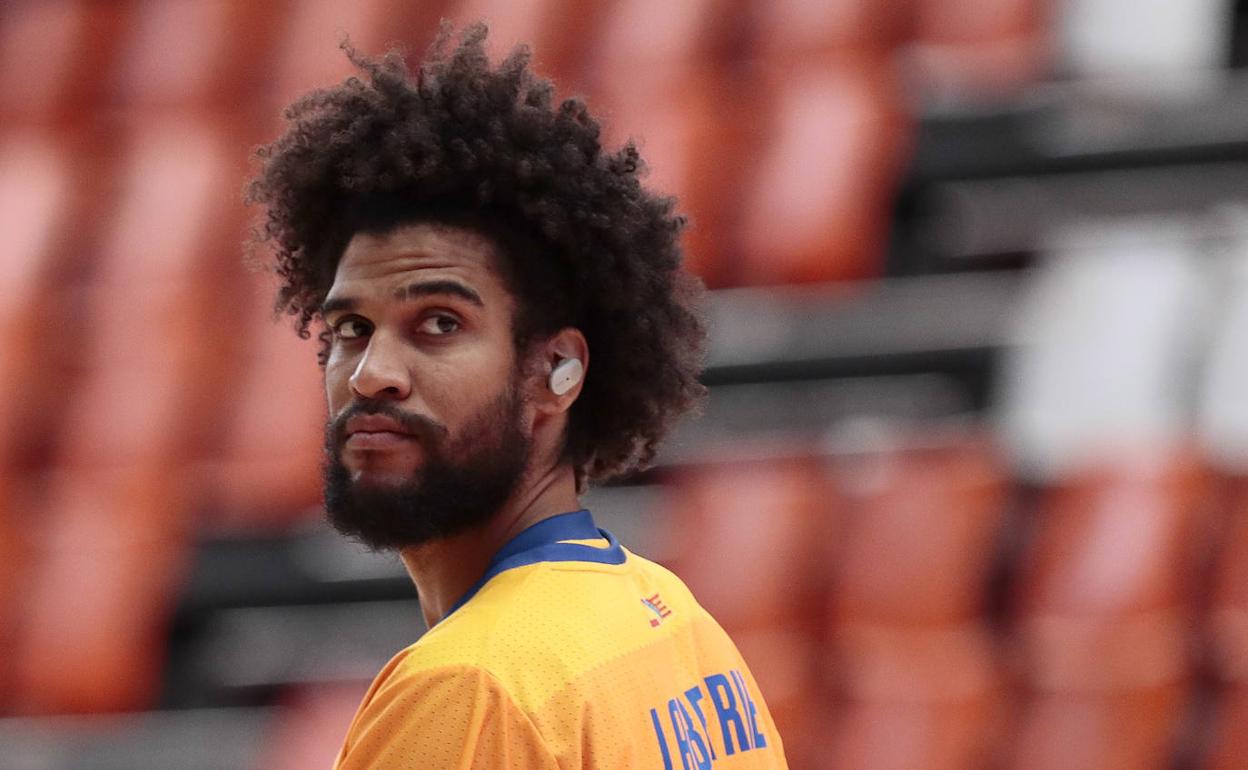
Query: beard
[{"left": 322, "top": 382, "right": 531, "bottom": 551}]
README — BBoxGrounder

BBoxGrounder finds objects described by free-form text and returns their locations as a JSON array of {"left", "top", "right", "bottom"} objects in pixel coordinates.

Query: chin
[{"left": 350, "top": 467, "right": 421, "bottom": 490}]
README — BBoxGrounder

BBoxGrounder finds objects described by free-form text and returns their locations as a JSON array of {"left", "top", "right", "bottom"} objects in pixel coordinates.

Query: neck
[{"left": 398, "top": 461, "right": 580, "bottom": 628}]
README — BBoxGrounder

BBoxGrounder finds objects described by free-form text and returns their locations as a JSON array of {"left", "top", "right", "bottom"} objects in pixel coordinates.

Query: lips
[{"left": 343, "top": 414, "right": 416, "bottom": 450}]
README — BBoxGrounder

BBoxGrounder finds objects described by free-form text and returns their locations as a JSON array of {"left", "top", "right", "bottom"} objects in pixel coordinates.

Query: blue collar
[{"left": 444, "top": 509, "right": 626, "bottom": 619}]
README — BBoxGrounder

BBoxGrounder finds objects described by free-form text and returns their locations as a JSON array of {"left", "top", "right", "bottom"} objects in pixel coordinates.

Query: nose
[{"left": 348, "top": 332, "right": 411, "bottom": 401}]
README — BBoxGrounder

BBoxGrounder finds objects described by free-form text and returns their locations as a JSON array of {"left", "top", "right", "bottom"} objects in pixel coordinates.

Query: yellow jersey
[{"left": 332, "top": 509, "right": 788, "bottom": 769}]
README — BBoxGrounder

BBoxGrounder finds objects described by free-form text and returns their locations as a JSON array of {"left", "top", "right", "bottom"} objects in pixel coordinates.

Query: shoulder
[
  {"left": 395, "top": 552, "right": 699, "bottom": 701},
  {"left": 336, "top": 657, "right": 558, "bottom": 770}
]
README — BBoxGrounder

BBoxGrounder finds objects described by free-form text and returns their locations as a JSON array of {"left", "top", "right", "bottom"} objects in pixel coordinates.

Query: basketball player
[{"left": 247, "top": 23, "right": 788, "bottom": 769}]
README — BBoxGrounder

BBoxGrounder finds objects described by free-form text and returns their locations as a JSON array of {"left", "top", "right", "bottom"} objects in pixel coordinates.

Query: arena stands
[{"left": 5, "top": 0, "right": 1248, "bottom": 768}]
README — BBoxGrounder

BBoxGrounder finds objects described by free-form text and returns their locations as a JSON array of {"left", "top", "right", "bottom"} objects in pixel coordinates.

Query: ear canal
[{"left": 548, "top": 358, "right": 584, "bottom": 396}]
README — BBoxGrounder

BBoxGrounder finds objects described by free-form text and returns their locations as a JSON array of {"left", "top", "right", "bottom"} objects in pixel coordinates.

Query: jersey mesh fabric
[{"left": 332, "top": 510, "right": 789, "bottom": 769}]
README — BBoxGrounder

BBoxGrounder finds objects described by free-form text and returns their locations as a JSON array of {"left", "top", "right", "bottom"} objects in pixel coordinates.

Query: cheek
[
  {"left": 431, "top": 351, "right": 515, "bottom": 425},
  {"left": 323, "top": 355, "right": 356, "bottom": 414}
]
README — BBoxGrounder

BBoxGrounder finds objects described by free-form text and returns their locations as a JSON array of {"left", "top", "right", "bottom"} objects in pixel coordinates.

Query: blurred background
[{"left": 4, "top": 0, "right": 1248, "bottom": 768}]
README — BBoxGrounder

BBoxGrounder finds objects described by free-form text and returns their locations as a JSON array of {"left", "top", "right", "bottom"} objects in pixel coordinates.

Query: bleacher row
[
  {"left": 657, "top": 436, "right": 1248, "bottom": 769},
  {"left": 26, "top": 434, "right": 1240, "bottom": 770},
  {"left": 14, "top": 0, "right": 1232, "bottom": 768}
]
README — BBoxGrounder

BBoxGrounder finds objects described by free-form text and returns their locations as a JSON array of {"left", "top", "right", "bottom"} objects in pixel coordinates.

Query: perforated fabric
[{"left": 332, "top": 510, "right": 788, "bottom": 769}]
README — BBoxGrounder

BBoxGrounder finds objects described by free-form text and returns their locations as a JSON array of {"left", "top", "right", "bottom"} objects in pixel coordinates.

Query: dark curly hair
[{"left": 246, "top": 22, "right": 706, "bottom": 486}]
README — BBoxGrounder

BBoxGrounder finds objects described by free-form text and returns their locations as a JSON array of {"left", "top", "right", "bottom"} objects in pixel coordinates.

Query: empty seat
[
  {"left": 199, "top": 272, "right": 326, "bottom": 531},
  {"left": 660, "top": 452, "right": 835, "bottom": 768},
  {"left": 0, "top": 132, "right": 78, "bottom": 705},
  {"left": 736, "top": 54, "right": 910, "bottom": 286},
  {"left": 588, "top": 0, "right": 746, "bottom": 287},
  {"left": 996, "top": 218, "right": 1208, "bottom": 483},
  {"left": 907, "top": 0, "right": 1050, "bottom": 101},
  {"left": 826, "top": 429, "right": 1008, "bottom": 770},
  {"left": 265, "top": 0, "right": 448, "bottom": 112},
  {"left": 59, "top": 117, "right": 240, "bottom": 470},
  {"left": 832, "top": 432, "right": 1007, "bottom": 626},
  {"left": 12, "top": 468, "right": 190, "bottom": 714},
  {"left": 0, "top": 132, "right": 75, "bottom": 461},
  {"left": 749, "top": 0, "right": 908, "bottom": 57},
  {"left": 0, "top": 0, "right": 131, "bottom": 125},
  {"left": 1204, "top": 477, "right": 1248, "bottom": 769},
  {"left": 447, "top": 0, "right": 602, "bottom": 89},
  {"left": 1007, "top": 450, "right": 1210, "bottom": 770},
  {"left": 10, "top": 117, "right": 242, "bottom": 714},
  {"left": 1205, "top": 683, "right": 1248, "bottom": 770},
  {"left": 1060, "top": 0, "right": 1230, "bottom": 80},
  {"left": 107, "top": 0, "right": 287, "bottom": 109}
]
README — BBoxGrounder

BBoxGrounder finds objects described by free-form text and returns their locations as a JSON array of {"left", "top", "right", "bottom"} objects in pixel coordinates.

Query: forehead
[{"left": 327, "top": 222, "right": 509, "bottom": 303}]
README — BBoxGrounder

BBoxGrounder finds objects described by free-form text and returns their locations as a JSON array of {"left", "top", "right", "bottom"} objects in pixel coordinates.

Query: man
[{"left": 247, "top": 23, "right": 788, "bottom": 769}]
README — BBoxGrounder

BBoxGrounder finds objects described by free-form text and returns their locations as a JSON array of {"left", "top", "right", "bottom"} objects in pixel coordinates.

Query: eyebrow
[
  {"left": 394, "top": 280, "right": 483, "bottom": 307},
  {"left": 320, "top": 280, "right": 484, "bottom": 317}
]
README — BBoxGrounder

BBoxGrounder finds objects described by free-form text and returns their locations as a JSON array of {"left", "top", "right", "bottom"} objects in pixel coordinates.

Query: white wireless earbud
[{"left": 548, "top": 358, "right": 584, "bottom": 396}]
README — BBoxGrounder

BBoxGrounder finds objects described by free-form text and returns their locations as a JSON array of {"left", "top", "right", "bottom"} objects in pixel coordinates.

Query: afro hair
[{"left": 246, "top": 22, "right": 707, "bottom": 486}]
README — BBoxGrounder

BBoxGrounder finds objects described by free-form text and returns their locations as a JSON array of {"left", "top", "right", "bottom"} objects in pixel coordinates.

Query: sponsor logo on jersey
[{"left": 642, "top": 593, "right": 673, "bottom": 627}]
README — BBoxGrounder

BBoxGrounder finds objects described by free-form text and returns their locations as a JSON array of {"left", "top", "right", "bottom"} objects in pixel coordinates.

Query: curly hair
[{"left": 246, "top": 23, "right": 706, "bottom": 486}]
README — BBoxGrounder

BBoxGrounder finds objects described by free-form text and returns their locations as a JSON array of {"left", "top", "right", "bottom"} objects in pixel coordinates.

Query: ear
[{"left": 532, "top": 327, "right": 589, "bottom": 417}]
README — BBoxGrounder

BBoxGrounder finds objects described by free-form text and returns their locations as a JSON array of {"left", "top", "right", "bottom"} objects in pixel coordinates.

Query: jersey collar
[{"left": 445, "top": 509, "right": 626, "bottom": 619}]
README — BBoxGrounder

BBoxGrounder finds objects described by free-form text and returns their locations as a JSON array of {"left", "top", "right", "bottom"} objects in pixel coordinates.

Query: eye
[
  {"left": 418, "top": 314, "right": 460, "bottom": 336},
  {"left": 332, "top": 317, "right": 372, "bottom": 340}
]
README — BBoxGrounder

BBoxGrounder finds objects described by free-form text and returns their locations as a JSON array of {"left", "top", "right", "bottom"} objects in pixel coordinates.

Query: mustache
[{"left": 329, "top": 401, "right": 449, "bottom": 448}]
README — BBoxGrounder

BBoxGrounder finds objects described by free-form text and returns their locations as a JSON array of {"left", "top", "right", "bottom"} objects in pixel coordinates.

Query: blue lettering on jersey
[
  {"left": 684, "top": 685, "right": 717, "bottom": 761},
  {"left": 651, "top": 708, "right": 675, "bottom": 770},
  {"left": 669, "top": 697, "right": 712, "bottom": 770},
  {"left": 704, "top": 673, "right": 749, "bottom": 756},
  {"left": 650, "top": 669, "right": 769, "bottom": 766},
  {"left": 731, "top": 669, "right": 768, "bottom": 750}
]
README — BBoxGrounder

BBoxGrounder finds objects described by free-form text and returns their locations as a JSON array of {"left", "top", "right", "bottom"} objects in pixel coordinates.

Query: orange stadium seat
[
  {"left": 10, "top": 117, "right": 242, "bottom": 714},
  {"left": 200, "top": 272, "right": 326, "bottom": 531},
  {"left": 12, "top": 468, "right": 193, "bottom": 714},
  {"left": 0, "top": 0, "right": 128, "bottom": 125},
  {"left": 447, "top": 0, "right": 603, "bottom": 90},
  {"left": 0, "top": 132, "right": 77, "bottom": 469},
  {"left": 106, "top": 0, "right": 287, "bottom": 109},
  {"left": 1205, "top": 477, "right": 1248, "bottom": 769},
  {"left": 660, "top": 451, "right": 836, "bottom": 767},
  {"left": 908, "top": 0, "right": 1051, "bottom": 99},
  {"left": 736, "top": 53, "right": 911, "bottom": 286},
  {"left": 749, "top": 0, "right": 909, "bottom": 55},
  {"left": 0, "top": 130, "right": 90, "bottom": 707},
  {"left": 57, "top": 117, "right": 241, "bottom": 470},
  {"left": 265, "top": 0, "right": 450, "bottom": 113},
  {"left": 588, "top": 0, "right": 744, "bottom": 287},
  {"left": 1007, "top": 450, "right": 1211, "bottom": 770},
  {"left": 825, "top": 431, "right": 1009, "bottom": 770}
]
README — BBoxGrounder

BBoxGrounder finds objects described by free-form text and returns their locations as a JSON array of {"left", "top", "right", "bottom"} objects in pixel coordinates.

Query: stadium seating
[
  {"left": 736, "top": 53, "right": 911, "bottom": 285},
  {"left": 0, "top": 131, "right": 77, "bottom": 705},
  {"left": 587, "top": 0, "right": 743, "bottom": 287},
  {"left": 660, "top": 451, "right": 835, "bottom": 768},
  {"left": 2, "top": 2, "right": 1244, "bottom": 768},
  {"left": 1007, "top": 450, "right": 1211, "bottom": 769},
  {"left": 107, "top": 0, "right": 287, "bottom": 110},
  {"left": 265, "top": 0, "right": 445, "bottom": 112},
  {"left": 826, "top": 431, "right": 1008, "bottom": 769},
  {"left": 1205, "top": 477, "right": 1248, "bottom": 768},
  {"left": 0, "top": 0, "right": 126, "bottom": 125},
  {"left": 10, "top": 116, "right": 241, "bottom": 714},
  {"left": 907, "top": 0, "right": 1049, "bottom": 99},
  {"left": 200, "top": 271, "right": 326, "bottom": 531}
]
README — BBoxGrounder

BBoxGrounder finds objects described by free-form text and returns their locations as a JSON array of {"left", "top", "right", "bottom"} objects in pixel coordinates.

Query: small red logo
[{"left": 641, "top": 593, "right": 673, "bottom": 627}]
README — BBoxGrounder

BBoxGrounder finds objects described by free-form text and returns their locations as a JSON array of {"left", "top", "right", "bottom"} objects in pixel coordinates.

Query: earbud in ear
[{"left": 548, "top": 358, "right": 584, "bottom": 396}]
